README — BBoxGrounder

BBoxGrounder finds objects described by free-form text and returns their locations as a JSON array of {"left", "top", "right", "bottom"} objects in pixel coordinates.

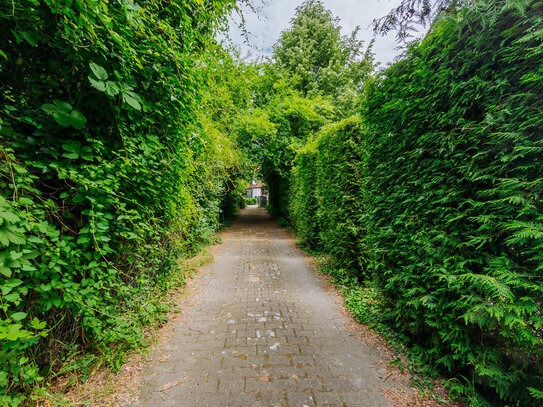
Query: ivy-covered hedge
[
  {"left": 0, "top": 1, "right": 236, "bottom": 404},
  {"left": 291, "top": 1, "right": 542, "bottom": 405}
]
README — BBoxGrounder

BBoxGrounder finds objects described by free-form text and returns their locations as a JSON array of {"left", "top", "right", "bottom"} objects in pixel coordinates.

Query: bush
[
  {"left": 291, "top": 116, "right": 366, "bottom": 271},
  {"left": 245, "top": 197, "right": 257, "bottom": 205},
  {"left": 314, "top": 116, "right": 366, "bottom": 274},
  {"left": 290, "top": 142, "right": 320, "bottom": 248}
]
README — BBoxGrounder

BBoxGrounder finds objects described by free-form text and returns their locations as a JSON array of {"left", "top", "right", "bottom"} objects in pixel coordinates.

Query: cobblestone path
[{"left": 134, "top": 206, "right": 393, "bottom": 407}]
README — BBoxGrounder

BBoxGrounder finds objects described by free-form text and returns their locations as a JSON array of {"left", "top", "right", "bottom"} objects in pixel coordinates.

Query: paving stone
[
  {"left": 133, "top": 207, "right": 393, "bottom": 407},
  {"left": 313, "top": 390, "right": 343, "bottom": 406},
  {"left": 246, "top": 377, "right": 274, "bottom": 393},
  {"left": 286, "top": 390, "right": 316, "bottom": 406},
  {"left": 297, "top": 377, "right": 324, "bottom": 391},
  {"left": 230, "top": 392, "right": 260, "bottom": 407},
  {"left": 259, "top": 391, "right": 287, "bottom": 406},
  {"left": 272, "top": 377, "right": 297, "bottom": 390},
  {"left": 322, "top": 376, "right": 350, "bottom": 392}
]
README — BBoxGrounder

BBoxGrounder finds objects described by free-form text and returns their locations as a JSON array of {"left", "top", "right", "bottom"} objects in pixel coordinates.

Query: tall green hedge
[
  {"left": 363, "top": 1, "right": 542, "bottom": 404},
  {"left": 315, "top": 117, "right": 366, "bottom": 275},
  {"left": 0, "top": 1, "right": 236, "bottom": 404},
  {"left": 291, "top": 1, "right": 542, "bottom": 404},
  {"left": 291, "top": 117, "right": 366, "bottom": 273},
  {"left": 290, "top": 142, "right": 320, "bottom": 248}
]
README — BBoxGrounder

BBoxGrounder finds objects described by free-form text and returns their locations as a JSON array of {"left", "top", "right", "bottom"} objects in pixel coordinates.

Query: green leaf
[
  {"left": 0, "top": 211, "right": 20, "bottom": 223},
  {"left": 20, "top": 31, "right": 40, "bottom": 47},
  {"left": 62, "top": 140, "right": 81, "bottom": 153},
  {"left": 11, "top": 312, "right": 27, "bottom": 321},
  {"left": 6, "top": 324, "right": 32, "bottom": 340},
  {"left": 71, "top": 193, "right": 86, "bottom": 203},
  {"left": 52, "top": 111, "right": 72, "bottom": 127},
  {"left": 4, "top": 293, "right": 20, "bottom": 303},
  {"left": 42, "top": 100, "right": 72, "bottom": 115},
  {"left": 0, "top": 265, "right": 12, "bottom": 277},
  {"left": 77, "top": 236, "right": 91, "bottom": 244},
  {"left": 105, "top": 81, "right": 120, "bottom": 96},
  {"left": 30, "top": 317, "right": 46, "bottom": 330},
  {"left": 528, "top": 387, "right": 543, "bottom": 399},
  {"left": 69, "top": 110, "right": 87, "bottom": 130},
  {"left": 89, "top": 77, "right": 106, "bottom": 91},
  {"left": 7, "top": 230, "right": 26, "bottom": 245},
  {"left": 123, "top": 91, "right": 141, "bottom": 110},
  {"left": 89, "top": 62, "right": 108, "bottom": 81},
  {"left": 62, "top": 152, "right": 79, "bottom": 159},
  {"left": 53, "top": 110, "right": 87, "bottom": 130}
]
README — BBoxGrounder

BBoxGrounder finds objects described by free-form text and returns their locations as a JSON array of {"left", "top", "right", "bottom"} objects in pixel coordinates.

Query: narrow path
[{"left": 134, "top": 206, "right": 393, "bottom": 407}]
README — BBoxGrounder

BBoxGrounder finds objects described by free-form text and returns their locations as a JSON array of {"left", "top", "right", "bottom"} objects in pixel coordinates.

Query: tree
[{"left": 272, "top": 0, "right": 372, "bottom": 99}]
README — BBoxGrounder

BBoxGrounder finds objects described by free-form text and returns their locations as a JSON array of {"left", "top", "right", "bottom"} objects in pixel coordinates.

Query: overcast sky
[{"left": 219, "top": 0, "right": 413, "bottom": 67}]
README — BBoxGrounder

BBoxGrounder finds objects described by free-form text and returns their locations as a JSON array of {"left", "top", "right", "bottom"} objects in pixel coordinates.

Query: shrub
[
  {"left": 290, "top": 141, "right": 320, "bottom": 248},
  {"left": 245, "top": 197, "right": 257, "bottom": 205},
  {"left": 314, "top": 116, "right": 366, "bottom": 275}
]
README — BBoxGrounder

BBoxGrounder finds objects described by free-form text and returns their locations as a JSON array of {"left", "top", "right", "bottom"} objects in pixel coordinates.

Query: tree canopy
[{"left": 272, "top": 0, "right": 372, "bottom": 99}]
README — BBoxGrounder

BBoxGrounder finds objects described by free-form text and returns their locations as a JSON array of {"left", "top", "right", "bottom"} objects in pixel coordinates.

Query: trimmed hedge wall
[
  {"left": 290, "top": 142, "right": 320, "bottom": 249},
  {"left": 315, "top": 117, "right": 366, "bottom": 275},
  {"left": 290, "top": 1, "right": 543, "bottom": 405},
  {"left": 291, "top": 117, "right": 366, "bottom": 273}
]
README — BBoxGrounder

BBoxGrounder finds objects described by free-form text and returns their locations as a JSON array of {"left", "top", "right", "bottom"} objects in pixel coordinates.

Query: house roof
[{"left": 245, "top": 183, "right": 266, "bottom": 190}]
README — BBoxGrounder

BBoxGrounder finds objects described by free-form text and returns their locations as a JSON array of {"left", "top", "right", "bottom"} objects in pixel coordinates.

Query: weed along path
[{"left": 133, "top": 206, "right": 395, "bottom": 407}]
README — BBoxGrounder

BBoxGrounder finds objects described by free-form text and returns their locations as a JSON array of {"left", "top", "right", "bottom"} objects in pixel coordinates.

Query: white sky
[{"left": 219, "top": 0, "right": 413, "bottom": 67}]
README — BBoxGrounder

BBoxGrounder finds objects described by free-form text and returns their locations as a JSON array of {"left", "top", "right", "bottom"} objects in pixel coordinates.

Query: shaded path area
[{"left": 134, "top": 206, "right": 393, "bottom": 407}]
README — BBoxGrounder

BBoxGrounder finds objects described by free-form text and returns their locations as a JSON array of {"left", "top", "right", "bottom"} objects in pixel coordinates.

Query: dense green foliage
[
  {"left": 0, "top": 1, "right": 241, "bottom": 404},
  {"left": 261, "top": 94, "right": 331, "bottom": 220},
  {"left": 249, "top": 0, "right": 372, "bottom": 221},
  {"left": 2, "top": 0, "right": 541, "bottom": 405},
  {"left": 291, "top": 116, "right": 366, "bottom": 273},
  {"left": 290, "top": 0, "right": 543, "bottom": 405},
  {"left": 363, "top": 2, "right": 543, "bottom": 404},
  {"left": 245, "top": 197, "right": 257, "bottom": 205}
]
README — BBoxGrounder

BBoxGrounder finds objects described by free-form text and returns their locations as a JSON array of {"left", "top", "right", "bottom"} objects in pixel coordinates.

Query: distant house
[{"left": 245, "top": 183, "right": 268, "bottom": 199}]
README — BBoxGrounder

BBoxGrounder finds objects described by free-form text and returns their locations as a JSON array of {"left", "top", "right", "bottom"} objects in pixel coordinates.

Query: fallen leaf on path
[{"left": 157, "top": 376, "right": 186, "bottom": 392}]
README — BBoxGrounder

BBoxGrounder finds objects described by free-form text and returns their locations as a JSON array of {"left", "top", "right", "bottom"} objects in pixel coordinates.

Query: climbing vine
[{"left": 0, "top": 1, "right": 240, "bottom": 404}]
